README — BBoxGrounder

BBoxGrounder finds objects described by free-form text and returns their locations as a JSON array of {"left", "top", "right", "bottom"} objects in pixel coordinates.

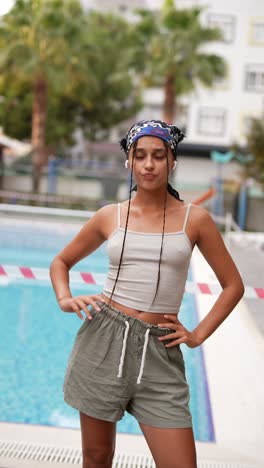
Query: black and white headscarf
[{"left": 120, "top": 120, "right": 185, "bottom": 159}]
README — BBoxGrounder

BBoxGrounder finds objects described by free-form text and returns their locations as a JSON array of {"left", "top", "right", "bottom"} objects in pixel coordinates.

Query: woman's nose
[{"left": 144, "top": 156, "right": 154, "bottom": 169}]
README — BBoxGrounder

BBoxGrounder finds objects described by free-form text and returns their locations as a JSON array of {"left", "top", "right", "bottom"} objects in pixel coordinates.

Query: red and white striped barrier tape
[{"left": 0, "top": 264, "right": 263, "bottom": 299}]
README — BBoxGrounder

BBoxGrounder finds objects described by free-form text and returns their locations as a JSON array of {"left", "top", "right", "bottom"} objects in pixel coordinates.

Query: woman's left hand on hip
[{"left": 157, "top": 315, "right": 200, "bottom": 348}]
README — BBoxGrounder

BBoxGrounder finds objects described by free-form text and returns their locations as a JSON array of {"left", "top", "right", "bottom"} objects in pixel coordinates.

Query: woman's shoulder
[
  {"left": 94, "top": 203, "right": 119, "bottom": 222},
  {"left": 189, "top": 203, "right": 214, "bottom": 224},
  {"left": 83, "top": 203, "right": 119, "bottom": 240}
]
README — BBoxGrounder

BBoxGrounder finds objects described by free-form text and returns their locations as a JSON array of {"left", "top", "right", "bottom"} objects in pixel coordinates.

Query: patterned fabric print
[{"left": 119, "top": 120, "right": 185, "bottom": 158}]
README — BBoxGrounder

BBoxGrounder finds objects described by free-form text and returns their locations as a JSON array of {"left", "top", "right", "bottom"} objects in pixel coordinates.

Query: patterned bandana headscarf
[{"left": 120, "top": 119, "right": 185, "bottom": 159}]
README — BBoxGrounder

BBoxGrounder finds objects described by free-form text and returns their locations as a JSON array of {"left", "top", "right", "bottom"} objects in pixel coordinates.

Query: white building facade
[
  {"left": 141, "top": 0, "right": 264, "bottom": 151},
  {"left": 85, "top": 0, "right": 264, "bottom": 153}
]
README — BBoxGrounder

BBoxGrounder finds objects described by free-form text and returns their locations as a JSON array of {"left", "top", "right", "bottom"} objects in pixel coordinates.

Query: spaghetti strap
[
  {"left": 182, "top": 203, "right": 192, "bottom": 232},
  {"left": 117, "top": 203, "right": 121, "bottom": 228}
]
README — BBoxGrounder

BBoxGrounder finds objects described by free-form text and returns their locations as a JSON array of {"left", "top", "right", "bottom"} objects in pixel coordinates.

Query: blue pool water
[{"left": 0, "top": 219, "right": 215, "bottom": 441}]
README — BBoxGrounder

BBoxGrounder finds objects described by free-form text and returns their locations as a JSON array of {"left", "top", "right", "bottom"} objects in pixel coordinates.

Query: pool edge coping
[{"left": 0, "top": 421, "right": 261, "bottom": 466}]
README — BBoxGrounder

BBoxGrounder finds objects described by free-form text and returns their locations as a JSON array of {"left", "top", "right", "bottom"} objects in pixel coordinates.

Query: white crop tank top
[{"left": 102, "top": 203, "right": 193, "bottom": 314}]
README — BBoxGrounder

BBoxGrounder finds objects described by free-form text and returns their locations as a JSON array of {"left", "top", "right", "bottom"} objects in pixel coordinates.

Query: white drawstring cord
[
  {"left": 117, "top": 321, "right": 130, "bottom": 378},
  {"left": 137, "top": 328, "right": 150, "bottom": 384}
]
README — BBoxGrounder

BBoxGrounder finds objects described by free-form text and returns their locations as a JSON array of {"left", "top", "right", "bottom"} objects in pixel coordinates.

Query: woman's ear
[{"left": 172, "top": 161, "right": 177, "bottom": 171}]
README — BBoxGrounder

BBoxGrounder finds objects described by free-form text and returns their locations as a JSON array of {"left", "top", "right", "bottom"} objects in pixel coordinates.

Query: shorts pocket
[{"left": 165, "top": 344, "right": 186, "bottom": 376}]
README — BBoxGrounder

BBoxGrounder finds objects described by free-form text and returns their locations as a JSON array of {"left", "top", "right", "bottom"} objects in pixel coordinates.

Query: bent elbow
[
  {"left": 49, "top": 255, "right": 65, "bottom": 277},
  {"left": 49, "top": 256, "right": 58, "bottom": 275},
  {"left": 225, "top": 278, "right": 245, "bottom": 302},
  {"left": 237, "top": 279, "right": 245, "bottom": 301}
]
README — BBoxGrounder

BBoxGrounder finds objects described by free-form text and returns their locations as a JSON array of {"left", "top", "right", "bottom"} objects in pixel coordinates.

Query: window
[
  {"left": 197, "top": 108, "right": 226, "bottom": 136},
  {"left": 245, "top": 64, "right": 264, "bottom": 93},
  {"left": 207, "top": 13, "right": 236, "bottom": 43},
  {"left": 250, "top": 19, "right": 264, "bottom": 45}
]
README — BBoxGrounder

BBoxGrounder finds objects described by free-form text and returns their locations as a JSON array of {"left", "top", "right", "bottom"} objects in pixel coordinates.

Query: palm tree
[
  {"left": 0, "top": 2, "right": 143, "bottom": 191},
  {"left": 133, "top": 0, "right": 226, "bottom": 122},
  {"left": 0, "top": 0, "right": 91, "bottom": 192},
  {"left": 247, "top": 118, "right": 264, "bottom": 186},
  {"left": 77, "top": 10, "right": 142, "bottom": 141}
]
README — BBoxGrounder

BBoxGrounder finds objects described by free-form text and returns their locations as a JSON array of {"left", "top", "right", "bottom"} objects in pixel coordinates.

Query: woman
[{"left": 50, "top": 120, "right": 244, "bottom": 468}]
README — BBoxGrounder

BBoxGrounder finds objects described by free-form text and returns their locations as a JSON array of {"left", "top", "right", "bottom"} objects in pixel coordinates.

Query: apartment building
[{"left": 83, "top": 0, "right": 264, "bottom": 157}]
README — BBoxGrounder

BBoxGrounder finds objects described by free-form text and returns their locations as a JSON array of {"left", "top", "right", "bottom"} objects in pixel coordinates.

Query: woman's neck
[{"left": 131, "top": 188, "right": 176, "bottom": 211}]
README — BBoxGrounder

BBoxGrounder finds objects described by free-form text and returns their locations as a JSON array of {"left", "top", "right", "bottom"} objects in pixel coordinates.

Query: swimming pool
[{"left": 0, "top": 218, "right": 215, "bottom": 441}]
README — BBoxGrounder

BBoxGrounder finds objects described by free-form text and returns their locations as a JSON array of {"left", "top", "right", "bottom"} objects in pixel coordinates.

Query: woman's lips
[{"left": 142, "top": 174, "right": 156, "bottom": 180}]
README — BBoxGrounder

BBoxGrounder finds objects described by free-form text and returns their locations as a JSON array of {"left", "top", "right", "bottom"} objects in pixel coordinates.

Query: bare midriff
[{"left": 101, "top": 292, "right": 175, "bottom": 325}]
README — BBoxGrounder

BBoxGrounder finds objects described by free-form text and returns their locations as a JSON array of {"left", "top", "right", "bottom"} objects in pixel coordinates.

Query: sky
[{"left": 0, "top": 0, "right": 14, "bottom": 16}]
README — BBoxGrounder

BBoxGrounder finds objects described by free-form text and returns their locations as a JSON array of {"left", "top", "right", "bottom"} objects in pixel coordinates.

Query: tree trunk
[
  {"left": 31, "top": 77, "right": 48, "bottom": 193},
  {"left": 163, "top": 74, "right": 176, "bottom": 123}
]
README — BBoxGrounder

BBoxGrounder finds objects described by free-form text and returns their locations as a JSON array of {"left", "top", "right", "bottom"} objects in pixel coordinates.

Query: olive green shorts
[{"left": 63, "top": 301, "right": 193, "bottom": 429}]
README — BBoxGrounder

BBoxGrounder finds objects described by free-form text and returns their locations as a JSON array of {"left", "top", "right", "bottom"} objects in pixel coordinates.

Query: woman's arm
[
  {"left": 158, "top": 206, "right": 245, "bottom": 348},
  {"left": 49, "top": 205, "right": 112, "bottom": 319},
  {"left": 190, "top": 207, "right": 245, "bottom": 345}
]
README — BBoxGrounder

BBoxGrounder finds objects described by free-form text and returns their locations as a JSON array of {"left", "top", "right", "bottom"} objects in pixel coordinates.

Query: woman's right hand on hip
[{"left": 58, "top": 294, "right": 106, "bottom": 320}]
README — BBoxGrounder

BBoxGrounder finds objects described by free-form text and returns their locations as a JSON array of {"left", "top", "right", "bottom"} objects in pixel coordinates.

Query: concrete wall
[
  {"left": 246, "top": 197, "right": 264, "bottom": 232},
  {"left": 223, "top": 192, "right": 264, "bottom": 232},
  {"left": 3, "top": 175, "right": 128, "bottom": 202},
  {"left": 3, "top": 174, "right": 264, "bottom": 231}
]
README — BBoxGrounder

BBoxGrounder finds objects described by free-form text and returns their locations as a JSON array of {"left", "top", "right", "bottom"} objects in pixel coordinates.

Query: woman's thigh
[
  {"left": 80, "top": 412, "right": 116, "bottom": 467},
  {"left": 140, "top": 422, "right": 197, "bottom": 468}
]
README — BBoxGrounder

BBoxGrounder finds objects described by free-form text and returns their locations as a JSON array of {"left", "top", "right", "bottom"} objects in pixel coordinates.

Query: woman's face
[{"left": 128, "top": 136, "right": 174, "bottom": 190}]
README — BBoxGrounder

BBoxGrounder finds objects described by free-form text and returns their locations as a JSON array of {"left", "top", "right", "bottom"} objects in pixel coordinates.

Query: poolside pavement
[
  {"left": 191, "top": 244, "right": 264, "bottom": 466},
  {"left": 226, "top": 232, "right": 264, "bottom": 335},
  {"left": 0, "top": 420, "right": 262, "bottom": 467}
]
